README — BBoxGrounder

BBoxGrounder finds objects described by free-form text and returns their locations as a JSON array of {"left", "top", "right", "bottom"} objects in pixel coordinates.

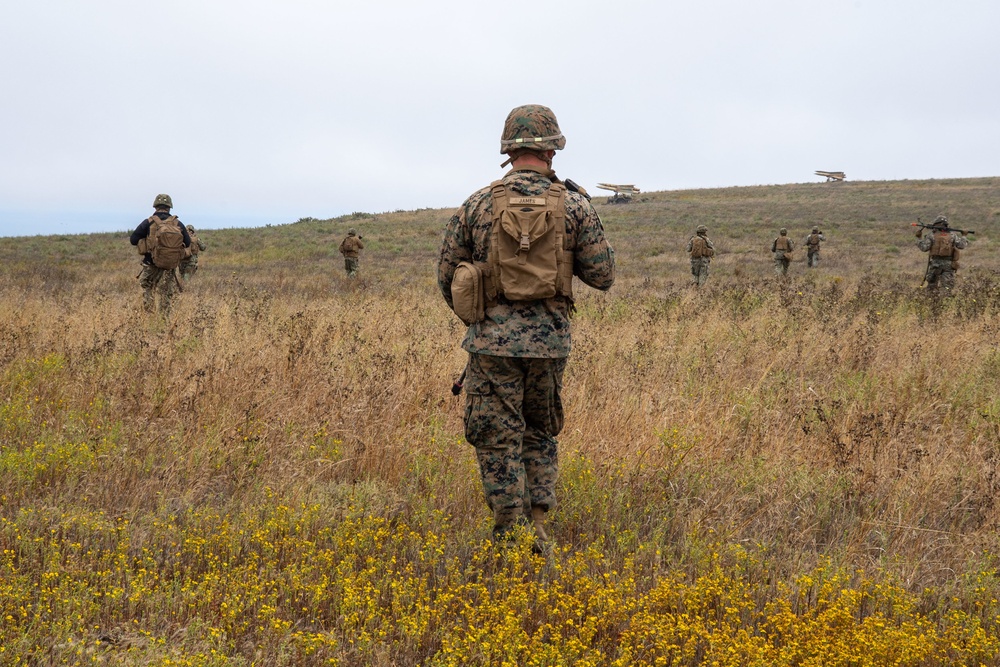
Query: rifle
[
  {"left": 911, "top": 221, "right": 975, "bottom": 235},
  {"left": 451, "top": 364, "right": 467, "bottom": 396},
  {"left": 564, "top": 178, "right": 591, "bottom": 200}
]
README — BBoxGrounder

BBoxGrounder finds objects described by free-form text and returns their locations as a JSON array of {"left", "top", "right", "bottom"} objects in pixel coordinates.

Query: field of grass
[{"left": 1, "top": 177, "right": 999, "bottom": 665}]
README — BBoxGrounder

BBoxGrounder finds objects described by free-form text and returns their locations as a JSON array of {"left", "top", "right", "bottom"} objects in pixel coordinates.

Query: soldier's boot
[{"left": 530, "top": 507, "right": 552, "bottom": 555}]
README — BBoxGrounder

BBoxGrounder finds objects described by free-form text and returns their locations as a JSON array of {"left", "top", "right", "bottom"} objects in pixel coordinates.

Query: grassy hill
[{"left": 1, "top": 177, "right": 999, "bottom": 664}]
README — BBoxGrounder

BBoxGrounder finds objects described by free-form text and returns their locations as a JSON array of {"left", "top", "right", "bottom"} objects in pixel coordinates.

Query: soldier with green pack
[
  {"left": 687, "top": 225, "right": 714, "bottom": 286},
  {"left": 437, "top": 104, "right": 615, "bottom": 551},
  {"left": 130, "top": 194, "right": 191, "bottom": 314}
]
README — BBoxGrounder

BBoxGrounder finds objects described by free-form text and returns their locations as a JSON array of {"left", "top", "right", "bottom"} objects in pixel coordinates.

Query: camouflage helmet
[
  {"left": 932, "top": 215, "right": 948, "bottom": 227},
  {"left": 186, "top": 224, "right": 195, "bottom": 232},
  {"left": 779, "top": 228, "right": 788, "bottom": 235},
  {"left": 696, "top": 225, "right": 708, "bottom": 235},
  {"left": 500, "top": 104, "right": 566, "bottom": 154},
  {"left": 812, "top": 227, "right": 819, "bottom": 233},
  {"left": 348, "top": 228, "right": 357, "bottom": 236},
  {"left": 153, "top": 193, "right": 173, "bottom": 209}
]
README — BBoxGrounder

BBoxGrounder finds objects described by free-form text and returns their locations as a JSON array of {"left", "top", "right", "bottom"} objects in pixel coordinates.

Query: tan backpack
[
  {"left": 485, "top": 180, "right": 573, "bottom": 302},
  {"left": 929, "top": 231, "right": 955, "bottom": 258},
  {"left": 690, "top": 235, "right": 713, "bottom": 259},
  {"left": 450, "top": 181, "right": 574, "bottom": 325},
  {"left": 140, "top": 215, "right": 187, "bottom": 269}
]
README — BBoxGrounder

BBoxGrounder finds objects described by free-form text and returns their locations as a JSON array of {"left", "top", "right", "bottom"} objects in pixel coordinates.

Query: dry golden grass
[{"left": 1, "top": 177, "right": 999, "bottom": 664}]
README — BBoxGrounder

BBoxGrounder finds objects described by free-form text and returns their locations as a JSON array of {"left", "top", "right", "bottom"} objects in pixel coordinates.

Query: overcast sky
[{"left": 2, "top": 0, "right": 998, "bottom": 237}]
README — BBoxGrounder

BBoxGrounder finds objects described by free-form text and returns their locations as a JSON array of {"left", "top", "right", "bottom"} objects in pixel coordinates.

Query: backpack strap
[
  {"left": 548, "top": 183, "right": 573, "bottom": 300},
  {"left": 486, "top": 180, "right": 507, "bottom": 302}
]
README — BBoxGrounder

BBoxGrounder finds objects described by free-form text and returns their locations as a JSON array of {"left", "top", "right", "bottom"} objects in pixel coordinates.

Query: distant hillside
[{"left": 1, "top": 176, "right": 996, "bottom": 288}]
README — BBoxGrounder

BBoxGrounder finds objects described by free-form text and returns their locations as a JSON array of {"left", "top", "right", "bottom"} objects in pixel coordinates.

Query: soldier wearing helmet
[
  {"left": 803, "top": 226, "right": 826, "bottom": 268},
  {"left": 916, "top": 214, "right": 969, "bottom": 290},
  {"left": 338, "top": 228, "right": 364, "bottom": 277},
  {"left": 771, "top": 227, "right": 794, "bottom": 276},
  {"left": 437, "top": 104, "right": 615, "bottom": 551},
  {"left": 686, "top": 224, "right": 715, "bottom": 287},
  {"left": 179, "top": 224, "right": 207, "bottom": 282},
  {"left": 129, "top": 194, "right": 191, "bottom": 314}
]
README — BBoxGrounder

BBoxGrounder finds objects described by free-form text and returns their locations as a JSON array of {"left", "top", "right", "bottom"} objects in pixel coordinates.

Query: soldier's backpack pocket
[{"left": 451, "top": 261, "right": 486, "bottom": 325}]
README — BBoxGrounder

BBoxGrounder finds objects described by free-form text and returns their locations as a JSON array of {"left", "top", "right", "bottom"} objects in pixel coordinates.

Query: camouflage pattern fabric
[
  {"left": 918, "top": 230, "right": 969, "bottom": 290},
  {"left": 179, "top": 234, "right": 206, "bottom": 281},
  {"left": 687, "top": 233, "right": 714, "bottom": 286},
  {"left": 439, "top": 162, "right": 614, "bottom": 542},
  {"left": 340, "top": 234, "right": 364, "bottom": 276},
  {"left": 438, "top": 166, "right": 615, "bottom": 358},
  {"left": 464, "top": 352, "right": 566, "bottom": 541},
  {"left": 804, "top": 232, "right": 825, "bottom": 267},
  {"left": 138, "top": 264, "right": 178, "bottom": 314},
  {"left": 772, "top": 235, "right": 793, "bottom": 275}
]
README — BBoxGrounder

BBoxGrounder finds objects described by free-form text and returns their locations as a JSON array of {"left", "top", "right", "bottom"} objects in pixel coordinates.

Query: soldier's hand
[{"left": 915, "top": 229, "right": 923, "bottom": 238}]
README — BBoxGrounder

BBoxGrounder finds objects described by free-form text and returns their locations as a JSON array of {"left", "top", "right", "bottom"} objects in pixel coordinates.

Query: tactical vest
[
  {"left": 806, "top": 233, "right": 821, "bottom": 249},
  {"left": 774, "top": 236, "right": 792, "bottom": 252},
  {"left": 929, "top": 231, "right": 955, "bottom": 258},
  {"left": 188, "top": 232, "right": 201, "bottom": 256}
]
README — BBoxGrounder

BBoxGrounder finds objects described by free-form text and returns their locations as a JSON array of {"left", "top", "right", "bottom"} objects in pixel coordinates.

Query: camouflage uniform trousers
[
  {"left": 179, "top": 256, "right": 200, "bottom": 281},
  {"left": 463, "top": 352, "right": 566, "bottom": 541},
  {"left": 925, "top": 257, "right": 957, "bottom": 290},
  {"left": 774, "top": 253, "right": 791, "bottom": 276},
  {"left": 690, "top": 258, "right": 711, "bottom": 286},
  {"left": 138, "top": 263, "right": 178, "bottom": 314},
  {"left": 806, "top": 250, "right": 820, "bottom": 267},
  {"left": 344, "top": 257, "right": 359, "bottom": 277}
]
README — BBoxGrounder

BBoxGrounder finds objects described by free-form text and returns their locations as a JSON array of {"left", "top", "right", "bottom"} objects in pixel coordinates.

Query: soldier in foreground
[
  {"left": 179, "top": 224, "right": 207, "bottom": 281},
  {"left": 437, "top": 104, "right": 615, "bottom": 550},
  {"left": 339, "top": 228, "right": 364, "bottom": 277},
  {"left": 804, "top": 227, "right": 825, "bottom": 268},
  {"left": 687, "top": 225, "right": 715, "bottom": 287},
  {"left": 916, "top": 215, "right": 969, "bottom": 291},
  {"left": 771, "top": 228, "right": 793, "bottom": 276},
  {"left": 130, "top": 194, "right": 191, "bottom": 314}
]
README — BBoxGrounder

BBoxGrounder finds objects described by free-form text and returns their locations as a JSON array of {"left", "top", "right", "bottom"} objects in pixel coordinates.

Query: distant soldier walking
[
  {"left": 179, "top": 224, "right": 206, "bottom": 281},
  {"left": 339, "top": 228, "right": 364, "bottom": 277},
  {"left": 686, "top": 224, "right": 715, "bottom": 287},
  {"left": 130, "top": 194, "right": 191, "bottom": 314},
  {"left": 771, "top": 228, "right": 793, "bottom": 276},
  {"left": 917, "top": 215, "right": 969, "bottom": 291},
  {"left": 804, "top": 227, "right": 825, "bottom": 268},
  {"left": 437, "top": 104, "right": 615, "bottom": 550}
]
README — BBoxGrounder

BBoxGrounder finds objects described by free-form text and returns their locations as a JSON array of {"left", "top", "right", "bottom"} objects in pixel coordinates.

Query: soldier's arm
[
  {"left": 437, "top": 209, "right": 474, "bottom": 309},
  {"left": 570, "top": 197, "right": 614, "bottom": 291},
  {"left": 198, "top": 239, "right": 207, "bottom": 251},
  {"left": 954, "top": 234, "right": 970, "bottom": 250},
  {"left": 705, "top": 237, "right": 715, "bottom": 249},
  {"left": 917, "top": 236, "right": 932, "bottom": 252},
  {"left": 179, "top": 223, "right": 191, "bottom": 247},
  {"left": 129, "top": 219, "right": 151, "bottom": 246}
]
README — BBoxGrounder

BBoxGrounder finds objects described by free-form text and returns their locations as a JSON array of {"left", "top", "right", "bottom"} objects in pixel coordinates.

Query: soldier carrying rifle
[{"left": 914, "top": 215, "right": 972, "bottom": 291}]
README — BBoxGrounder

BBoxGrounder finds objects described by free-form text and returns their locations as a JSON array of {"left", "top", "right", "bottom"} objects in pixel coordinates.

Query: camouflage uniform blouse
[{"left": 438, "top": 167, "right": 615, "bottom": 359}]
